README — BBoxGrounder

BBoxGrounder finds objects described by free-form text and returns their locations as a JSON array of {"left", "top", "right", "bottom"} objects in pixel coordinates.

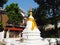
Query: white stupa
[{"left": 22, "top": 7, "right": 49, "bottom": 45}]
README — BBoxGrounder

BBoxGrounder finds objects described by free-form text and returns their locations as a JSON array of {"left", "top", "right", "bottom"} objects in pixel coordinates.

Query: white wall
[{"left": 0, "top": 31, "right": 4, "bottom": 42}]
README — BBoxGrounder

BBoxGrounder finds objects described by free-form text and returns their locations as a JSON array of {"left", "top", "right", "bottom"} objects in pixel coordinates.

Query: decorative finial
[{"left": 30, "top": 6, "right": 32, "bottom": 16}]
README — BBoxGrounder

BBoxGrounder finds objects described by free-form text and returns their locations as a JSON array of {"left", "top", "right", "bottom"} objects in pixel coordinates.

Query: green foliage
[
  {"left": 50, "top": 35, "right": 56, "bottom": 38},
  {"left": 0, "top": 21, "right": 2, "bottom": 24},
  {"left": 34, "top": 0, "right": 60, "bottom": 24},
  {"left": 0, "top": 0, "right": 8, "bottom": 7},
  {"left": 33, "top": 0, "right": 60, "bottom": 37},
  {"left": 33, "top": 0, "right": 60, "bottom": 26},
  {"left": 31, "top": 8, "right": 47, "bottom": 25},
  {"left": 5, "top": 3, "right": 22, "bottom": 24},
  {"left": 0, "top": 19, "right": 3, "bottom": 31},
  {"left": 0, "top": 24, "right": 3, "bottom": 31}
]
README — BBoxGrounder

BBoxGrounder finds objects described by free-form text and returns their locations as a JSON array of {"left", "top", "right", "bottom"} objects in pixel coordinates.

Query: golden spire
[
  {"left": 30, "top": 6, "right": 32, "bottom": 16},
  {"left": 28, "top": 6, "right": 38, "bottom": 31}
]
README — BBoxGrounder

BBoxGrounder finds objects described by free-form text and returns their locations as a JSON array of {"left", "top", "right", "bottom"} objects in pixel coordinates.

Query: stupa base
[{"left": 19, "top": 39, "right": 49, "bottom": 45}]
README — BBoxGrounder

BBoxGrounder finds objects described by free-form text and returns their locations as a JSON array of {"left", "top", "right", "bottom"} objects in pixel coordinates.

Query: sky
[{"left": 4, "top": 0, "right": 39, "bottom": 12}]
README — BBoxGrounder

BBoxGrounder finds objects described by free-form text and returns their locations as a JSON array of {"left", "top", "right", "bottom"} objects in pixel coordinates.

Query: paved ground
[
  {"left": 0, "top": 42, "right": 60, "bottom": 45},
  {"left": 0, "top": 42, "right": 5, "bottom": 45},
  {"left": 0, "top": 43, "right": 3, "bottom": 45},
  {"left": 0, "top": 39, "right": 60, "bottom": 45}
]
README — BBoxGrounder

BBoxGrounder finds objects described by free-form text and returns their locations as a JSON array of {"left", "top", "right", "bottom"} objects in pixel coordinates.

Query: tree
[
  {"left": 0, "top": 24, "right": 3, "bottom": 31},
  {"left": 33, "top": 0, "right": 60, "bottom": 37},
  {"left": 5, "top": 3, "right": 23, "bottom": 25},
  {"left": 0, "top": 0, "right": 8, "bottom": 7},
  {"left": 32, "top": 8, "right": 47, "bottom": 25}
]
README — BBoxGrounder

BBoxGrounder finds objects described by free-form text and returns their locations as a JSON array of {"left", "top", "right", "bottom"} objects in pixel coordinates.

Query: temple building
[{"left": 0, "top": 7, "right": 28, "bottom": 39}]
